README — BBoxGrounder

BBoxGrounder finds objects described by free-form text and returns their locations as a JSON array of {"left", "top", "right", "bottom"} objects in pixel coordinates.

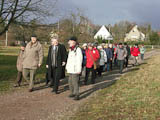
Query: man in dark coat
[
  {"left": 124, "top": 43, "right": 131, "bottom": 68},
  {"left": 46, "top": 37, "right": 67, "bottom": 94},
  {"left": 105, "top": 44, "right": 113, "bottom": 71}
]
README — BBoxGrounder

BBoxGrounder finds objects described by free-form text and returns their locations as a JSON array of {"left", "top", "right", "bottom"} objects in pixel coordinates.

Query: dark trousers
[
  {"left": 98, "top": 65, "right": 104, "bottom": 76},
  {"left": 125, "top": 57, "right": 129, "bottom": 68},
  {"left": 85, "top": 67, "right": 96, "bottom": 84},
  {"left": 114, "top": 58, "right": 118, "bottom": 67},
  {"left": 16, "top": 71, "right": 23, "bottom": 85},
  {"left": 45, "top": 70, "right": 49, "bottom": 85},
  {"left": 50, "top": 66, "right": 62, "bottom": 92},
  {"left": 141, "top": 54, "right": 144, "bottom": 60},
  {"left": 118, "top": 60, "right": 124, "bottom": 74},
  {"left": 110, "top": 60, "right": 113, "bottom": 71}
]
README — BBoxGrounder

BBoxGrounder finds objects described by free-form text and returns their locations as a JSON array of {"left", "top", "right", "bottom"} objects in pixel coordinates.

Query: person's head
[
  {"left": 135, "top": 44, "right": 138, "bottom": 48},
  {"left": 109, "top": 44, "right": 113, "bottom": 48},
  {"left": 97, "top": 45, "right": 103, "bottom": 50},
  {"left": 88, "top": 43, "right": 93, "bottom": 50},
  {"left": 82, "top": 43, "right": 87, "bottom": 50},
  {"left": 105, "top": 44, "right": 109, "bottom": 48},
  {"left": 124, "top": 42, "right": 127, "bottom": 47},
  {"left": 119, "top": 43, "right": 123, "bottom": 48},
  {"left": 51, "top": 37, "right": 59, "bottom": 46},
  {"left": 31, "top": 34, "right": 37, "bottom": 44},
  {"left": 20, "top": 41, "right": 26, "bottom": 51},
  {"left": 93, "top": 42, "right": 98, "bottom": 48},
  {"left": 68, "top": 36, "right": 77, "bottom": 47}
]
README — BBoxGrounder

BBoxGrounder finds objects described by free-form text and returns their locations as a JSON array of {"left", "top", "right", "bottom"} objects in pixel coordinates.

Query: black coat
[
  {"left": 46, "top": 44, "right": 67, "bottom": 81},
  {"left": 46, "top": 44, "right": 67, "bottom": 67}
]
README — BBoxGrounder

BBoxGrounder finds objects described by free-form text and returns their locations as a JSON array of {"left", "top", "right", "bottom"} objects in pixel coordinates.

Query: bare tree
[{"left": 0, "top": 0, "right": 57, "bottom": 35}]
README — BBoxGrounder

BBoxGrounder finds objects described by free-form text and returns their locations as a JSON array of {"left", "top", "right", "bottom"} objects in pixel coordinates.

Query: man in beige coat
[{"left": 23, "top": 34, "right": 43, "bottom": 92}]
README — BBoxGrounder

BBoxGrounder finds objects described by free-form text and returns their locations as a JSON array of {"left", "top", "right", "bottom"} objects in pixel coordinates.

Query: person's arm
[
  {"left": 16, "top": 51, "right": 21, "bottom": 70},
  {"left": 110, "top": 49, "right": 113, "bottom": 59},
  {"left": 95, "top": 49, "right": 100, "bottom": 61},
  {"left": 38, "top": 44, "right": 44, "bottom": 67},
  {"left": 104, "top": 50, "right": 107, "bottom": 63},
  {"left": 76, "top": 48, "right": 83, "bottom": 74},
  {"left": 46, "top": 46, "right": 51, "bottom": 68},
  {"left": 61, "top": 45, "right": 67, "bottom": 66},
  {"left": 124, "top": 48, "right": 127, "bottom": 58},
  {"left": 115, "top": 48, "right": 118, "bottom": 55}
]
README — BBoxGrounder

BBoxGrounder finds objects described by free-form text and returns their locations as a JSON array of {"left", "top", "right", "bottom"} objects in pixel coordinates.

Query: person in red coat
[
  {"left": 131, "top": 44, "right": 140, "bottom": 66},
  {"left": 84, "top": 43, "right": 100, "bottom": 85}
]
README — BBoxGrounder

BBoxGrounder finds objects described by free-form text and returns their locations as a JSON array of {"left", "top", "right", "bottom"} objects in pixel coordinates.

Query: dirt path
[{"left": 0, "top": 50, "right": 159, "bottom": 120}]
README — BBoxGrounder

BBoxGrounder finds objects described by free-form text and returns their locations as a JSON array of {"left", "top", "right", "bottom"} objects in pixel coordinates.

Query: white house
[
  {"left": 94, "top": 25, "right": 113, "bottom": 40},
  {"left": 124, "top": 25, "right": 145, "bottom": 42}
]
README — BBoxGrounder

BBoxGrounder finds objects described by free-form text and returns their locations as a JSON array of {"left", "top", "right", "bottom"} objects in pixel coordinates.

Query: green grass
[
  {"left": 70, "top": 55, "right": 160, "bottom": 120},
  {"left": 0, "top": 46, "right": 48, "bottom": 93}
]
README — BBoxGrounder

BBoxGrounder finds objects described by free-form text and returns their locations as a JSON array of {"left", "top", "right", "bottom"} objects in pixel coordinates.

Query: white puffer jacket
[
  {"left": 66, "top": 47, "right": 83, "bottom": 74},
  {"left": 99, "top": 49, "right": 107, "bottom": 66}
]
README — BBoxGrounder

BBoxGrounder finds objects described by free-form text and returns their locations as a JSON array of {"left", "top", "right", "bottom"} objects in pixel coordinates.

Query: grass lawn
[
  {"left": 70, "top": 55, "right": 160, "bottom": 120},
  {"left": 0, "top": 46, "right": 48, "bottom": 93}
]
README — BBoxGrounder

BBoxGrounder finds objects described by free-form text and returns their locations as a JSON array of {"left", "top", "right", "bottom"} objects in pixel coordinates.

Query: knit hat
[
  {"left": 82, "top": 43, "right": 87, "bottom": 47},
  {"left": 97, "top": 46, "right": 102, "bottom": 49},
  {"left": 68, "top": 36, "right": 77, "bottom": 42},
  {"left": 31, "top": 34, "right": 37, "bottom": 38},
  {"left": 88, "top": 43, "right": 93, "bottom": 47}
]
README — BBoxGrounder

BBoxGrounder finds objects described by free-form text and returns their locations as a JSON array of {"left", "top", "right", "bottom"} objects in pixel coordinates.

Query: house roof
[{"left": 94, "top": 25, "right": 113, "bottom": 40}]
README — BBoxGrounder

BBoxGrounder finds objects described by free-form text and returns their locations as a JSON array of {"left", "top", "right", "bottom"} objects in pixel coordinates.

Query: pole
[
  {"left": 5, "top": 18, "right": 8, "bottom": 47},
  {"left": 108, "top": 24, "right": 111, "bottom": 44},
  {"left": 58, "top": 20, "right": 60, "bottom": 33},
  {"left": 5, "top": 30, "right": 8, "bottom": 46}
]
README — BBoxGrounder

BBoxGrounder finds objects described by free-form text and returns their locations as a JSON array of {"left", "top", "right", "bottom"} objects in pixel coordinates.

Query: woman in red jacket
[
  {"left": 131, "top": 44, "right": 140, "bottom": 66},
  {"left": 84, "top": 43, "right": 100, "bottom": 85}
]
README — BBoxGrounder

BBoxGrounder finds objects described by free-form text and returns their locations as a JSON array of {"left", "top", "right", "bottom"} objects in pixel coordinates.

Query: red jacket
[
  {"left": 131, "top": 47, "right": 140, "bottom": 57},
  {"left": 114, "top": 47, "right": 117, "bottom": 58},
  {"left": 86, "top": 48, "right": 100, "bottom": 68}
]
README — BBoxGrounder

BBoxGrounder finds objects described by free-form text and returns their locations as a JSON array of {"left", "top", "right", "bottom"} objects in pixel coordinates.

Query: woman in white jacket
[
  {"left": 97, "top": 45, "right": 107, "bottom": 76},
  {"left": 66, "top": 36, "right": 83, "bottom": 100}
]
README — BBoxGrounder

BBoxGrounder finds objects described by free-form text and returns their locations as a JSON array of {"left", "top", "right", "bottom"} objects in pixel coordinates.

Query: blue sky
[{"left": 46, "top": 0, "right": 160, "bottom": 29}]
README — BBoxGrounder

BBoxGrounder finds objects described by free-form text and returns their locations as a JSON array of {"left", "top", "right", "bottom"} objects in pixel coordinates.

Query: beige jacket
[
  {"left": 23, "top": 41, "right": 43, "bottom": 69},
  {"left": 16, "top": 50, "right": 25, "bottom": 72}
]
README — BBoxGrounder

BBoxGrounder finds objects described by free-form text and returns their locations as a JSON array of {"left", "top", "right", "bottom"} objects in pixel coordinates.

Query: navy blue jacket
[{"left": 105, "top": 48, "right": 113, "bottom": 60}]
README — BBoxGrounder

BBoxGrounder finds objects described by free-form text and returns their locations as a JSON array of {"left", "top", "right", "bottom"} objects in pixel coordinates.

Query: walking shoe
[
  {"left": 69, "top": 94, "right": 75, "bottom": 98},
  {"left": 13, "top": 83, "right": 20, "bottom": 87},
  {"left": 55, "top": 91, "right": 60, "bottom": 94},
  {"left": 74, "top": 95, "right": 80, "bottom": 100},
  {"left": 28, "top": 89, "right": 33, "bottom": 92},
  {"left": 51, "top": 90, "right": 59, "bottom": 94}
]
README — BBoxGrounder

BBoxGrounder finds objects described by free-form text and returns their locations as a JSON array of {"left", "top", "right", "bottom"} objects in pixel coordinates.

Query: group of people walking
[{"left": 14, "top": 34, "right": 146, "bottom": 100}]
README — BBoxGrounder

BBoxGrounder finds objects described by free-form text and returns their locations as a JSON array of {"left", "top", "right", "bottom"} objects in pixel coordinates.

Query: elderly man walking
[
  {"left": 23, "top": 34, "right": 43, "bottom": 92},
  {"left": 115, "top": 43, "right": 127, "bottom": 74},
  {"left": 66, "top": 36, "right": 83, "bottom": 100},
  {"left": 46, "top": 36, "right": 67, "bottom": 94}
]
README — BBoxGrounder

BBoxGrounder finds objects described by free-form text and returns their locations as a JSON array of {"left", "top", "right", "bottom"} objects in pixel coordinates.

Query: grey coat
[{"left": 115, "top": 47, "right": 127, "bottom": 60}]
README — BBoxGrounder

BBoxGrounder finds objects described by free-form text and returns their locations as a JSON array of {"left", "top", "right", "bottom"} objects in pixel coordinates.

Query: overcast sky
[{"left": 47, "top": 0, "right": 160, "bottom": 29}]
